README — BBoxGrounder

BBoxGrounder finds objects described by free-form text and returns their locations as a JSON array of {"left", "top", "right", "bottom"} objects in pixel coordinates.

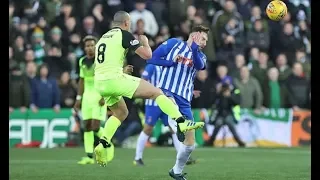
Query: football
[{"left": 266, "top": 0, "right": 288, "bottom": 21}]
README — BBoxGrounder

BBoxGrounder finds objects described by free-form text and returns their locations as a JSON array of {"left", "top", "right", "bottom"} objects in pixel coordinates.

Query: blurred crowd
[{"left": 9, "top": 0, "right": 311, "bottom": 115}]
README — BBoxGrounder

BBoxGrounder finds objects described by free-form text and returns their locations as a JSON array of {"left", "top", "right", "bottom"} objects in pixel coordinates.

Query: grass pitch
[{"left": 10, "top": 147, "right": 310, "bottom": 180}]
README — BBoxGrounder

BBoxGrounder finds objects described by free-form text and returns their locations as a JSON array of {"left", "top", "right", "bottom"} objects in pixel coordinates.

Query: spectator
[
  {"left": 90, "top": 2, "right": 110, "bottom": 34},
  {"left": 25, "top": 61, "right": 38, "bottom": 83},
  {"left": 294, "top": 20, "right": 311, "bottom": 55},
  {"left": 234, "top": 66, "right": 263, "bottom": 111},
  {"left": 212, "top": 0, "right": 243, "bottom": 49},
  {"left": 278, "top": 22, "right": 303, "bottom": 65},
  {"left": 46, "top": 26, "right": 63, "bottom": 51},
  {"left": 192, "top": 69, "right": 215, "bottom": 109},
  {"left": 262, "top": 67, "right": 289, "bottom": 108},
  {"left": 133, "top": 19, "right": 154, "bottom": 48},
  {"left": 275, "top": 53, "right": 292, "bottom": 83},
  {"left": 20, "top": 49, "right": 35, "bottom": 69},
  {"left": 54, "top": 2, "right": 75, "bottom": 30},
  {"left": 12, "top": 35, "right": 26, "bottom": 64},
  {"left": 81, "top": 16, "right": 100, "bottom": 37},
  {"left": 217, "top": 17, "right": 245, "bottom": 62},
  {"left": 246, "top": 19, "right": 270, "bottom": 51},
  {"left": 31, "top": 27, "right": 46, "bottom": 65},
  {"left": 62, "top": 17, "right": 78, "bottom": 45},
  {"left": 58, "top": 72, "right": 77, "bottom": 108},
  {"left": 130, "top": 0, "right": 159, "bottom": 37},
  {"left": 230, "top": 54, "right": 246, "bottom": 80},
  {"left": 244, "top": 5, "right": 269, "bottom": 32},
  {"left": 43, "top": 0, "right": 62, "bottom": 25},
  {"left": 251, "top": 50, "right": 274, "bottom": 87},
  {"left": 44, "top": 45, "right": 71, "bottom": 79},
  {"left": 9, "top": 65, "right": 30, "bottom": 113},
  {"left": 286, "top": 62, "right": 310, "bottom": 110},
  {"left": 9, "top": 46, "right": 18, "bottom": 71},
  {"left": 236, "top": 0, "right": 255, "bottom": 20},
  {"left": 214, "top": 64, "right": 233, "bottom": 89},
  {"left": 247, "top": 47, "right": 259, "bottom": 69},
  {"left": 30, "top": 64, "right": 60, "bottom": 112},
  {"left": 295, "top": 48, "right": 311, "bottom": 80}
]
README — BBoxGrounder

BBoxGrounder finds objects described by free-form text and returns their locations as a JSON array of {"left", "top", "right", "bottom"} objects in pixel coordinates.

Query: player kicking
[
  {"left": 147, "top": 25, "right": 209, "bottom": 179},
  {"left": 93, "top": 11, "right": 204, "bottom": 167},
  {"left": 74, "top": 35, "right": 134, "bottom": 165},
  {"left": 134, "top": 64, "right": 196, "bottom": 166}
]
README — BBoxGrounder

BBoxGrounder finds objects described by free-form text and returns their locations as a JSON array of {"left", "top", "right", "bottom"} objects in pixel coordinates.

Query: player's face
[
  {"left": 198, "top": 32, "right": 208, "bottom": 49},
  {"left": 84, "top": 40, "right": 96, "bottom": 55}
]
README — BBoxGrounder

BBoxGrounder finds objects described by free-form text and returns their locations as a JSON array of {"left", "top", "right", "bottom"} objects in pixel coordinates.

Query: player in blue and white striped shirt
[
  {"left": 147, "top": 25, "right": 209, "bottom": 179},
  {"left": 134, "top": 64, "right": 196, "bottom": 166}
]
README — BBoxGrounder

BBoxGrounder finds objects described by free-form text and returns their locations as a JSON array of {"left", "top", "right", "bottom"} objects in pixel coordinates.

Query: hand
[
  {"left": 193, "top": 90, "right": 201, "bottom": 98},
  {"left": 31, "top": 105, "right": 38, "bottom": 113},
  {"left": 74, "top": 100, "right": 81, "bottom": 111},
  {"left": 223, "top": 90, "right": 231, "bottom": 97},
  {"left": 216, "top": 83, "right": 222, "bottom": 93},
  {"left": 192, "top": 32, "right": 201, "bottom": 46},
  {"left": 226, "top": 35, "right": 235, "bottom": 43},
  {"left": 293, "top": 106, "right": 300, "bottom": 111},
  {"left": 53, "top": 105, "right": 60, "bottom": 113},
  {"left": 123, "top": 65, "right": 134, "bottom": 74},
  {"left": 99, "top": 97, "right": 105, "bottom": 106},
  {"left": 64, "top": 98, "right": 74, "bottom": 106},
  {"left": 138, "top": 35, "right": 149, "bottom": 46},
  {"left": 9, "top": 106, "right": 14, "bottom": 113},
  {"left": 20, "top": 106, "right": 27, "bottom": 113}
]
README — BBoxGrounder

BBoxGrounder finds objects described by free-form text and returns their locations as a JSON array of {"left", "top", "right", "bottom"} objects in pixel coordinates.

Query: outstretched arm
[{"left": 147, "top": 38, "right": 180, "bottom": 67}]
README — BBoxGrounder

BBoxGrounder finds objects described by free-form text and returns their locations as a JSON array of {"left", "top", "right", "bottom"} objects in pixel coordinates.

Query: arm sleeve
[
  {"left": 147, "top": 38, "right": 179, "bottom": 67},
  {"left": 121, "top": 30, "right": 142, "bottom": 51},
  {"left": 79, "top": 60, "right": 84, "bottom": 78},
  {"left": 191, "top": 42, "right": 206, "bottom": 70},
  {"left": 141, "top": 64, "right": 154, "bottom": 80}
]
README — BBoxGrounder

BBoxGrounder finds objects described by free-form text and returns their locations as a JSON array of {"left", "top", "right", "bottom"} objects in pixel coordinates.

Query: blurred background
[{"left": 9, "top": 0, "right": 311, "bottom": 149}]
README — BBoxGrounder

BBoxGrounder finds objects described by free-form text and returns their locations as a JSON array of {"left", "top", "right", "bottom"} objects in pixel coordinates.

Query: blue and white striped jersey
[{"left": 156, "top": 38, "right": 207, "bottom": 102}]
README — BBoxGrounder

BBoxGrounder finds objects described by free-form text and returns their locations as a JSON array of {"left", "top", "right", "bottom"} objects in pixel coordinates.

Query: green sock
[
  {"left": 101, "top": 116, "right": 121, "bottom": 143},
  {"left": 84, "top": 131, "right": 94, "bottom": 155},
  {"left": 95, "top": 127, "right": 104, "bottom": 138},
  {"left": 155, "top": 95, "right": 182, "bottom": 119}
]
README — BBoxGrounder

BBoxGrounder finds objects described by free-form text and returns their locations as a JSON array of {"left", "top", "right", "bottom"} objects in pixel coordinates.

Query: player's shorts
[
  {"left": 161, "top": 88, "right": 194, "bottom": 121},
  {"left": 145, "top": 105, "right": 169, "bottom": 126},
  {"left": 81, "top": 92, "right": 107, "bottom": 121},
  {"left": 94, "top": 74, "right": 141, "bottom": 107}
]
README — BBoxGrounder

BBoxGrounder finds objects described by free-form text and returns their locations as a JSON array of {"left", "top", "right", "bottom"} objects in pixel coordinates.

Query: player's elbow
[
  {"left": 141, "top": 52, "right": 152, "bottom": 60},
  {"left": 135, "top": 47, "right": 152, "bottom": 60}
]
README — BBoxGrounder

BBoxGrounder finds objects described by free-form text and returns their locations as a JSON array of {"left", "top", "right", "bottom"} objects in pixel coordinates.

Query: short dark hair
[
  {"left": 191, "top": 25, "right": 209, "bottom": 34},
  {"left": 83, "top": 35, "right": 97, "bottom": 43}
]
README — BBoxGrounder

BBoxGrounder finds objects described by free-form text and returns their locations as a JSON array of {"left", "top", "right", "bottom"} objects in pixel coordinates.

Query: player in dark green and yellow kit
[
  {"left": 74, "top": 36, "right": 106, "bottom": 165},
  {"left": 74, "top": 35, "right": 134, "bottom": 165}
]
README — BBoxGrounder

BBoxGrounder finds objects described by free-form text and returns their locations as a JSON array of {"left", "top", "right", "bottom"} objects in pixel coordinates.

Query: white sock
[
  {"left": 173, "top": 144, "right": 195, "bottom": 174},
  {"left": 135, "top": 131, "right": 149, "bottom": 160},
  {"left": 172, "top": 133, "right": 180, "bottom": 152}
]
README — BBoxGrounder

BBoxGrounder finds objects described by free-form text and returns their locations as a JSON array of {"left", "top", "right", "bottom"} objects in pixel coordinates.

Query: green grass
[{"left": 10, "top": 147, "right": 310, "bottom": 180}]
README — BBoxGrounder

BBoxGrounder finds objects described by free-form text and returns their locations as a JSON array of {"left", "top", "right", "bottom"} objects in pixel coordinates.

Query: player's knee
[
  {"left": 149, "top": 88, "right": 164, "bottom": 100},
  {"left": 92, "top": 120, "right": 101, "bottom": 131},
  {"left": 113, "top": 108, "right": 129, "bottom": 121},
  {"left": 143, "top": 124, "right": 153, "bottom": 135},
  {"left": 84, "top": 120, "right": 93, "bottom": 131}
]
